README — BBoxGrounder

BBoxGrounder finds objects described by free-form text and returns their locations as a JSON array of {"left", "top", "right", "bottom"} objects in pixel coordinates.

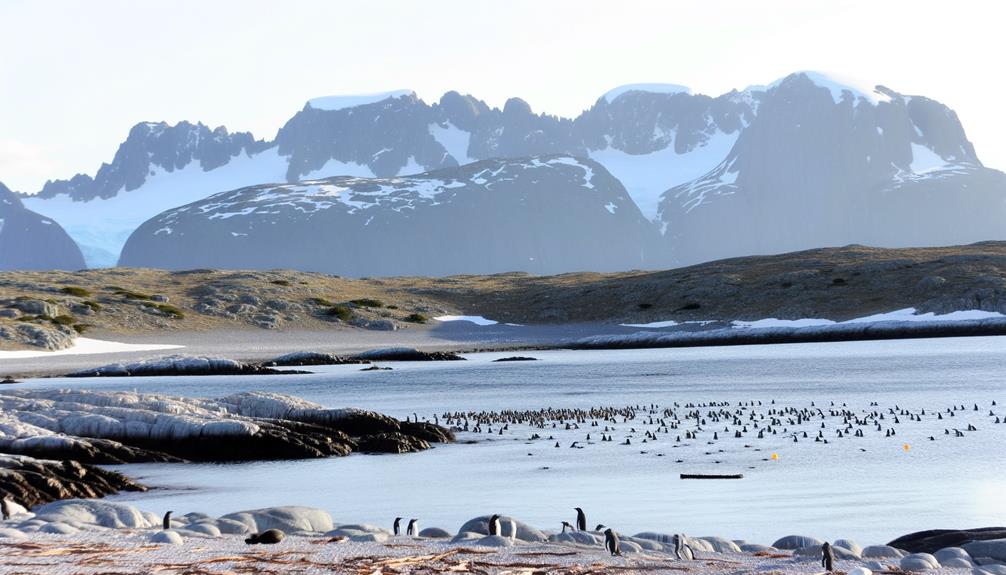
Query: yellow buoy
[
  {"left": 903, "top": 443, "right": 910, "bottom": 452},
  {"left": 771, "top": 452, "right": 779, "bottom": 461}
]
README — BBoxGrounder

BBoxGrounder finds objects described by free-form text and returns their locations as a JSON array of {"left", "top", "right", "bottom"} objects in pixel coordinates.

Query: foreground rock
[
  {"left": 0, "top": 389, "right": 453, "bottom": 463},
  {"left": 889, "top": 527, "right": 1006, "bottom": 554},
  {"left": 353, "top": 347, "right": 466, "bottom": 361},
  {"left": 0, "top": 455, "right": 144, "bottom": 509},
  {"left": 66, "top": 355, "right": 308, "bottom": 377}
]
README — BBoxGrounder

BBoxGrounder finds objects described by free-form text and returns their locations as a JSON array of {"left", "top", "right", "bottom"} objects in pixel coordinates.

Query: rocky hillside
[
  {"left": 19, "top": 72, "right": 1006, "bottom": 272},
  {"left": 5, "top": 242, "right": 1006, "bottom": 350},
  {"left": 0, "top": 182, "right": 85, "bottom": 271},
  {"left": 118, "top": 155, "right": 656, "bottom": 275}
]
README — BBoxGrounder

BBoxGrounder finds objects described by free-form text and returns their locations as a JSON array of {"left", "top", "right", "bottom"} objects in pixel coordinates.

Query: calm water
[{"left": 21, "top": 336, "right": 1006, "bottom": 545}]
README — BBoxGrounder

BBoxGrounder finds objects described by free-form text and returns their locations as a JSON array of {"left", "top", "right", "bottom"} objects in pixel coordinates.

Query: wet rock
[
  {"left": 353, "top": 347, "right": 465, "bottom": 361},
  {"left": 891, "top": 528, "right": 1006, "bottom": 555},
  {"left": 772, "top": 535, "right": 824, "bottom": 550},
  {"left": 493, "top": 356, "right": 539, "bottom": 362},
  {"left": 356, "top": 432, "right": 430, "bottom": 454},
  {"left": 260, "top": 352, "right": 369, "bottom": 367},
  {"left": 0, "top": 457, "right": 145, "bottom": 508}
]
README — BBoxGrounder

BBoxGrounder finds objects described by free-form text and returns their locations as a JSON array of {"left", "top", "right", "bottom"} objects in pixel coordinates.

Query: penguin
[
  {"left": 561, "top": 521, "right": 574, "bottom": 533},
  {"left": 162, "top": 510, "right": 173, "bottom": 530},
  {"left": 246, "top": 529, "right": 285, "bottom": 544},
  {"left": 0, "top": 497, "right": 9, "bottom": 521},
  {"left": 821, "top": 542, "right": 835, "bottom": 572},
  {"left": 672, "top": 533, "right": 693, "bottom": 560},
  {"left": 393, "top": 517, "right": 402, "bottom": 536},
  {"left": 508, "top": 517, "right": 517, "bottom": 542},
  {"left": 407, "top": 518, "right": 418, "bottom": 536},
  {"left": 575, "top": 507, "right": 586, "bottom": 531},
  {"left": 595, "top": 524, "right": 606, "bottom": 532},
  {"left": 604, "top": 528, "right": 622, "bottom": 556},
  {"left": 488, "top": 514, "right": 501, "bottom": 536}
]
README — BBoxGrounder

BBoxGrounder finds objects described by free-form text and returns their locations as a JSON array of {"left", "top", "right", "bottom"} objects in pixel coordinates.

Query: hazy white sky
[{"left": 1, "top": 0, "right": 1002, "bottom": 193}]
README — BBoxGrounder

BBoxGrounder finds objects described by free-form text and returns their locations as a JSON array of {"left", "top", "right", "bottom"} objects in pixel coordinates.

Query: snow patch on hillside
[
  {"left": 0, "top": 338, "right": 182, "bottom": 359},
  {"left": 306, "top": 90, "right": 414, "bottom": 112},
  {"left": 589, "top": 131, "right": 737, "bottom": 220},
  {"left": 23, "top": 148, "right": 290, "bottom": 267},
  {"left": 603, "top": 84, "right": 692, "bottom": 103},
  {"left": 429, "top": 122, "right": 472, "bottom": 165}
]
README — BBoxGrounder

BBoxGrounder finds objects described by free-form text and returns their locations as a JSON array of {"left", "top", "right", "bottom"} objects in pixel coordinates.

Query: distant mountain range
[{"left": 7, "top": 71, "right": 1006, "bottom": 274}]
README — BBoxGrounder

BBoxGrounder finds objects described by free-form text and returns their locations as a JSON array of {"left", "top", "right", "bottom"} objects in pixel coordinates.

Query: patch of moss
[
  {"left": 115, "top": 289, "right": 152, "bottom": 300},
  {"left": 60, "top": 286, "right": 92, "bottom": 297},
  {"left": 403, "top": 312, "right": 428, "bottom": 324},
  {"left": 50, "top": 314, "right": 76, "bottom": 326},
  {"left": 325, "top": 305, "right": 353, "bottom": 321},
  {"left": 270, "top": 279, "right": 291, "bottom": 286},
  {"left": 153, "top": 304, "right": 185, "bottom": 319},
  {"left": 386, "top": 305, "right": 399, "bottom": 310},
  {"left": 72, "top": 323, "right": 92, "bottom": 334},
  {"left": 350, "top": 298, "right": 384, "bottom": 308},
  {"left": 82, "top": 300, "right": 102, "bottom": 312},
  {"left": 309, "top": 297, "right": 334, "bottom": 307}
]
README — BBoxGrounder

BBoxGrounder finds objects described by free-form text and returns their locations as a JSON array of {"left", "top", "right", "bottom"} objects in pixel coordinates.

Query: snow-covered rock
[
  {"left": 32, "top": 500, "right": 153, "bottom": 529},
  {"left": 900, "top": 552, "right": 941, "bottom": 571},
  {"left": 219, "top": 506, "right": 333, "bottom": 534},
  {"left": 150, "top": 530, "right": 185, "bottom": 545}
]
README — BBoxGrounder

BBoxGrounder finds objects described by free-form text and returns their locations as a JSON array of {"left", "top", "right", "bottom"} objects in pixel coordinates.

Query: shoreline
[
  {"left": 5, "top": 318, "right": 1006, "bottom": 378},
  {"left": 0, "top": 498, "right": 985, "bottom": 575}
]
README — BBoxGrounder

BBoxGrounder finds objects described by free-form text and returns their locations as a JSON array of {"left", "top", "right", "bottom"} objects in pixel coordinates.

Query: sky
[{"left": 0, "top": 0, "right": 1003, "bottom": 193}]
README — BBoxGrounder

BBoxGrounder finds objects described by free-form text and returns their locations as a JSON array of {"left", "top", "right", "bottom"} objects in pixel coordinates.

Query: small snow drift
[
  {"left": 434, "top": 315, "right": 499, "bottom": 326},
  {"left": 0, "top": 337, "right": 183, "bottom": 360},
  {"left": 0, "top": 390, "right": 454, "bottom": 463}
]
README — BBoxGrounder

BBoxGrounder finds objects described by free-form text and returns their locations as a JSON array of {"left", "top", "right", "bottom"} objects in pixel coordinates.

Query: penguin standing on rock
[
  {"left": 1, "top": 497, "right": 9, "bottom": 521},
  {"left": 604, "top": 528, "right": 622, "bottom": 556},
  {"left": 162, "top": 511, "right": 173, "bottom": 530},
  {"left": 393, "top": 517, "right": 402, "bottom": 536},
  {"left": 822, "top": 542, "right": 835, "bottom": 572},
  {"left": 672, "top": 534, "right": 693, "bottom": 560},
  {"left": 561, "top": 521, "right": 574, "bottom": 533},
  {"left": 407, "top": 518, "right": 418, "bottom": 536},
  {"left": 488, "top": 514, "right": 501, "bottom": 536},
  {"left": 575, "top": 507, "right": 587, "bottom": 531}
]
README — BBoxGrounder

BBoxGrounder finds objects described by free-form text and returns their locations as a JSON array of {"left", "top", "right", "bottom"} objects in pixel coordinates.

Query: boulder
[
  {"left": 835, "top": 539, "right": 864, "bottom": 557},
  {"left": 848, "top": 568, "right": 873, "bottom": 575},
  {"left": 473, "top": 535, "right": 515, "bottom": 547},
  {"left": 550, "top": 531, "right": 602, "bottom": 545},
  {"left": 260, "top": 352, "right": 368, "bottom": 367},
  {"left": 772, "top": 535, "right": 824, "bottom": 550},
  {"left": 619, "top": 540, "right": 644, "bottom": 554},
  {"left": 964, "top": 540, "right": 1006, "bottom": 563},
  {"left": 934, "top": 547, "right": 973, "bottom": 565},
  {"left": 457, "top": 515, "right": 547, "bottom": 543},
  {"left": 419, "top": 527, "right": 452, "bottom": 539},
  {"left": 150, "top": 530, "right": 185, "bottom": 545},
  {"left": 350, "top": 532, "right": 390, "bottom": 543},
  {"left": 185, "top": 523, "right": 222, "bottom": 537},
  {"left": 356, "top": 432, "right": 430, "bottom": 454},
  {"left": 942, "top": 558, "right": 975, "bottom": 568},
  {"left": 699, "top": 536, "right": 742, "bottom": 554},
  {"left": 890, "top": 528, "right": 1006, "bottom": 554},
  {"left": 31, "top": 499, "right": 152, "bottom": 529},
  {"left": 40, "top": 521, "right": 79, "bottom": 534},
  {"left": 219, "top": 506, "right": 333, "bottom": 534},
  {"left": 863, "top": 545, "right": 907, "bottom": 559},
  {"left": 976, "top": 565, "right": 1006, "bottom": 575},
  {"left": 900, "top": 553, "right": 941, "bottom": 571}
]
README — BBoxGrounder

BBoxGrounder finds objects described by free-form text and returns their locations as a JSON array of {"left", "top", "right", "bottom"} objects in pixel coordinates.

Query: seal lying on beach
[{"left": 245, "top": 529, "right": 286, "bottom": 544}]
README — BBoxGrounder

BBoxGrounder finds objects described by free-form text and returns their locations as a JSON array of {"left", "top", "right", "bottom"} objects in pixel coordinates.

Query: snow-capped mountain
[
  {"left": 658, "top": 72, "right": 1006, "bottom": 264},
  {"left": 0, "top": 181, "right": 84, "bottom": 271},
  {"left": 118, "top": 155, "right": 655, "bottom": 276},
  {"left": 19, "top": 71, "right": 1006, "bottom": 273}
]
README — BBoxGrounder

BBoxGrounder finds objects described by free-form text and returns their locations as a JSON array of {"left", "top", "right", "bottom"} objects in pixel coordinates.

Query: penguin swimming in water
[
  {"left": 604, "top": 528, "right": 622, "bottom": 556},
  {"left": 575, "top": 507, "right": 586, "bottom": 531},
  {"left": 407, "top": 518, "right": 418, "bottom": 536},
  {"left": 162, "top": 510, "right": 173, "bottom": 530},
  {"left": 246, "top": 529, "right": 285, "bottom": 544},
  {"left": 393, "top": 517, "right": 402, "bottom": 536},
  {"left": 488, "top": 514, "right": 501, "bottom": 536}
]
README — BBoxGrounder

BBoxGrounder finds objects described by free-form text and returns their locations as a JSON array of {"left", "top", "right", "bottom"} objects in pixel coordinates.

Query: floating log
[{"left": 680, "top": 473, "right": 744, "bottom": 480}]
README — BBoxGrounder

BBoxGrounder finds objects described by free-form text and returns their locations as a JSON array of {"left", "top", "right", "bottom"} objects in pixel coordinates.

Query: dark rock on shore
[
  {"left": 356, "top": 432, "right": 430, "bottom": 454},
  {"left": 65, "top": 355, "right": 309, "bottom": 377},
  {"left": 493, "top": 356, "right": 539, "bottom": 362},
  {"left": 0, "top": 455, "right": 145, "bottom": 509},
  {"left": 889, "top": 527, "right": 1006, "bottom": 554},
  {"left": 259, "top": 351, "right": 370, "bottom": 367},
  {"left": 352, "top": 347, "right": 466, "bottom": 361}
]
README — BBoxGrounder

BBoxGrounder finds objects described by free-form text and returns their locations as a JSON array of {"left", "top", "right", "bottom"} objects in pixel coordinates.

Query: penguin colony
[{"left": 432, "top": 399, "right": 1001, "bottom": 465}]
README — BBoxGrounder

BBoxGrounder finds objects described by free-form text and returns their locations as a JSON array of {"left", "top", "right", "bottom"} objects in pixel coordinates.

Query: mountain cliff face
[
  {"left": 658, "top": 73, "right": 1005, "bottom": 264},
  {"left": 118, "top": 156, "right": 655, "bottom": 276},
  {"left": 20, "top": 72, "right": 1006, "bottom": 273},
  {"left": 0, "top": 182, "right": 84, "bottom": 271}
]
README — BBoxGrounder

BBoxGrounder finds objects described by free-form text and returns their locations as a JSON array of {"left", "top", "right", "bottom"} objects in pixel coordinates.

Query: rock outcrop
[
  {"left": 0, "top": 455, "right": 144, "bottom": 509},
  {"left": 0, "top": 182, "right": 85, "bottom": 271},
  {"left": 0, "top": 390, "right": 454, "bottom": 463}
]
